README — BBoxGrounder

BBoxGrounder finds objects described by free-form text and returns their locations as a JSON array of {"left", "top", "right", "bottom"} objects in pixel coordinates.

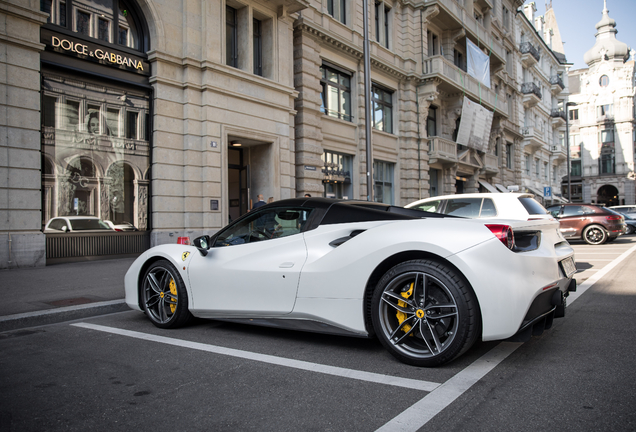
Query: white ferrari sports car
[{"left": 125, "top": 198, "right": 577, "bottom": 367}]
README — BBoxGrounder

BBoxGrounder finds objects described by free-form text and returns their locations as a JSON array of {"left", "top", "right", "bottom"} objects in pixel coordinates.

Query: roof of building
[{"left": 584, "top": 0, "right": 631, "bottom": 66}]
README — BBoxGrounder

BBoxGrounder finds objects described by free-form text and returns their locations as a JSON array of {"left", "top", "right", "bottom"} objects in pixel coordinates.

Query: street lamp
[{"left": 565, "top": 102, "right": 578, "bottom": 202}]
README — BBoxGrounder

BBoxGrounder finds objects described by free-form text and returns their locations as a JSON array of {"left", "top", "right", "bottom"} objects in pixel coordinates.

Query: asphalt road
[{"left": 1, "top": 237, "right": 635, "bottom": 431}]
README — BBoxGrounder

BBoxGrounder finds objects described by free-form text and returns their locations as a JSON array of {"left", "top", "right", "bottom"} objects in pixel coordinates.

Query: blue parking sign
[{"left": 544, "top": 187, "right": 552, "bottom": 198}]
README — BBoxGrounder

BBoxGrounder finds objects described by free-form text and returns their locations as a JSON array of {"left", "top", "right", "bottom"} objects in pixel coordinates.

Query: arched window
[
  {"left": 107, "top": 162, "right": 136, "bottom": 224},
  {"left": 599, "top": 75, "right": 609, "bottom": 87},
  {"left": 40, "top": 0, "right": 149, "bottom": 52}
]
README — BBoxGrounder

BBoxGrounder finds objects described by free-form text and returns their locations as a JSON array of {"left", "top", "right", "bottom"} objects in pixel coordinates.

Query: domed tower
[
  {"left": 583, "top": 0, "right": 631, "bottom": 66},
  {"left": 567, "top": 0, "right": 635, "bottom": 206}
]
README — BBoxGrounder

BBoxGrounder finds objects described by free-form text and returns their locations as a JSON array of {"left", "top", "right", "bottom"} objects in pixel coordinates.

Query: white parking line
[
  {"left": 376, "top": 342, "right": 522, "bottom": 432},
  {"left": 71, "top": 322, "right": 441, "bottom": 392},
  {"left": 575, "top": 259, "right": 615, "bottom": 261},
  {"left": 568, "top": 244, "right": 636, "bottom": 304},
  {"left": 574, "top": 252, "right": 629, "bottom": 255}
]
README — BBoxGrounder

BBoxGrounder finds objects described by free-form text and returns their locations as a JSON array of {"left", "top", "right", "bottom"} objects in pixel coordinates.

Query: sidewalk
[{"left": 0, "top": 257, "right": 137, "bottom": 332}]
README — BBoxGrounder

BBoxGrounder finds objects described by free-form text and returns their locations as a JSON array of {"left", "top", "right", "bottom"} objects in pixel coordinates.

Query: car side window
[
  {"left": 413, "top": 200, "right": 442, "bottom": 213},
  {"left": 546, "top": 206, "right": 561, "bottom": 218},
  {"left": 562, "top": 206, "right": 584, "bottom": 217},
  {"left": 49, "top": 219, "right": 65, "bottom": 230},
  {"left": 480, "top": 199, "right": 497, "bottom": 217},
  {"left": 214, "top": 207, "right": 312, "bottom": 247},
  {"left": 443, "top": 198, "right": 482, "bottom": 218}
]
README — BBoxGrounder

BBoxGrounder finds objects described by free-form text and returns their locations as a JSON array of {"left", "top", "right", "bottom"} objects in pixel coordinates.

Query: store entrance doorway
[{"left": 228, "top": 147, "right": 250, "bottom": 223}]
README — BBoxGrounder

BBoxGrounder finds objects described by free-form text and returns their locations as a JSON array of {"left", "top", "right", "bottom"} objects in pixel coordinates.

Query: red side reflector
[
  {"left": 542, "top": 282, "right": 558, "bottom": 291},
  {"left": 485, "top": 224, "right": 515, "bottom": 250}
]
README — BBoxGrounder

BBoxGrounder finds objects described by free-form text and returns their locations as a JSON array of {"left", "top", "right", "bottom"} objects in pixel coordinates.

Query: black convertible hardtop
[{"left": 260, "top": 197, "right": 451, "bottom": 231}]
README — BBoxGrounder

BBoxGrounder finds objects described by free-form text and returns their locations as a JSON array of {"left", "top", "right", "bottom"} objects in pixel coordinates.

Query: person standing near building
[{"left": 252, "top": 194, "right": 266, "bottom": 209}]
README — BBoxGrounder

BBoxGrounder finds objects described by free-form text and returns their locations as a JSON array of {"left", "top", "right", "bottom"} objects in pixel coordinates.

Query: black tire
[
  {"left": 582, "top": 225, "right": 608, "bottom": 245},
  {"left": 141, "top": 260, "right": 193, "bottom": 329},
  {"left": 626, "top": 225, "right": 635, "bottom": 235},
  {"left": 371, "top": 260, "right": 480, "bottom": 367}
]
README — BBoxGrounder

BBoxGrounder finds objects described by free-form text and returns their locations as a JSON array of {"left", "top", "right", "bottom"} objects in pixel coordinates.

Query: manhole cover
[{"left": 47, "top": 297, "right": 94, "bottom": 307}]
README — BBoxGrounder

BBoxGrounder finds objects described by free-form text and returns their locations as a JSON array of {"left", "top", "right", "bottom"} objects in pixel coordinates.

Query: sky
[{"left": 527, "top": 0, "right": 636, "bottom": 70}]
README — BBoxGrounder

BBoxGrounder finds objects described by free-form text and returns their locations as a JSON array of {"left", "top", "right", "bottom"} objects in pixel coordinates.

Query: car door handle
[{"left": 279, "top": 262, "right": 294, "bottom": 268}]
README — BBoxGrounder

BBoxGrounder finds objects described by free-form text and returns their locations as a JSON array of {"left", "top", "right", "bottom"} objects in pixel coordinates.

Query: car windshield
[{"left": 69, "top": 219, "right": 111, "bottom": 230}]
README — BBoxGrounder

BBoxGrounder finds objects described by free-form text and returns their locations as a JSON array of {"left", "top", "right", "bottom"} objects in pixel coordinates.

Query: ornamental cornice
[{"left": 295, "top": 20, "right": 413, "bottom": 81}]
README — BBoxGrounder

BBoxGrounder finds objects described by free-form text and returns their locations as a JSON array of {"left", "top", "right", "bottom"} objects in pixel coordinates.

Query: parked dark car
[
  {"left": 620, "top": 212, "right": 636, "bottom": 235},
  {"left": 546, "top": 204, "right": 626, "bottom": 245}
]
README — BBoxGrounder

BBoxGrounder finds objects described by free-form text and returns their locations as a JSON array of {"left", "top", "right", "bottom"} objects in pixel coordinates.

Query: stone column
[
  {"left": 292, "top": 23, "right": 324, "bottom": 197},
  {"left": 0, "top": 3, "right": 48, "bottom": 267}
]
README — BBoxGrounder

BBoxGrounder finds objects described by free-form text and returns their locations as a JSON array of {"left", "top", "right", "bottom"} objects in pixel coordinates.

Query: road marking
[
  {"left": 376, "top": 241, "right": 636, "bottom": 432},
  {"left": 376, "top": 342, "right": 522, "bottom": 432},
  {"left": 574, "top": 252, "right": 629, "bottom": 255},
  {"left": 71, "top": 322, "right": 441, "bottom": 392},
  {"left": 575, "top": 259, "right": 615, "bottom": 261},
  {"left": 568, "top": 243, "right": 636, "bottom": 304}
]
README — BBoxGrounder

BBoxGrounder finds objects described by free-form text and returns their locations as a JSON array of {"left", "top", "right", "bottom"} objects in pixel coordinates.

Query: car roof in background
[{"left": 53, "top": 216, "right": 102, "bottom": 220}]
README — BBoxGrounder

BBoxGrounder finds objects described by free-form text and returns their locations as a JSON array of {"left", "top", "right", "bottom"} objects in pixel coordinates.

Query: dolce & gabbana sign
[{"left": 42, "top": 28, "right": 149, "bottom": 76}]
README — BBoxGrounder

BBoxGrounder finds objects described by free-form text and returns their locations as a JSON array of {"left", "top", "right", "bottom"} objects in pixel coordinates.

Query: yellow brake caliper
[
  {"left": 396, "top": 282, "right": 414, "bottom": 334},
  {"left": 168, "top": 278, "right": 177, "bottom": 313}
]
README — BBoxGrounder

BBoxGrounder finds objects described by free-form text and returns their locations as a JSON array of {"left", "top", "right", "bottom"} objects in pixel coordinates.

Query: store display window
[{"left": 41, "top": 72, "right": 150, "bottom": 231}]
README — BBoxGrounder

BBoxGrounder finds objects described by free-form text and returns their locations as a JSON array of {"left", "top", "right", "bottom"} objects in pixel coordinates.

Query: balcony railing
[
  {"left": 521, "top": 82, "right": 542, "bottom": 99},
  {"left": 550, "top": 109, "right": 566, "bottom": 120},
  {"left": 422, "top": 55, "right": 508, "bottom": 114},
  {"left": 549, "top": 75, "right": 565, "bottom": 90},
  {"left": 428, "top": 136, "right": 458, "bottom": 163},
  {"left": 519, "top": 42, "right": 540, "bottom": 62},
  {"left": 424, "top": 0, "right": 505, "bottom": 61}
]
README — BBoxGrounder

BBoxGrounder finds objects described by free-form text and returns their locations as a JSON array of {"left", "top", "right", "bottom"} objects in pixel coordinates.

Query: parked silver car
[{"left": 44, "top": 216, "right": 113, "bottom": 233}]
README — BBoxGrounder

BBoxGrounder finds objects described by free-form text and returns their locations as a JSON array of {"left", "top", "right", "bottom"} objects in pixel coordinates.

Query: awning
[
  {"left": 495, "top": 184, "right": 509, "bottom": 193},
  {"left": 478, "top": 180, "right": 500, "bottom": 193}
]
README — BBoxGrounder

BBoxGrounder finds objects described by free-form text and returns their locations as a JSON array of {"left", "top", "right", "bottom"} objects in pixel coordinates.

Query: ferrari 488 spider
[{"left": 125, "top": 198, "right": 576, "bottom": 366}]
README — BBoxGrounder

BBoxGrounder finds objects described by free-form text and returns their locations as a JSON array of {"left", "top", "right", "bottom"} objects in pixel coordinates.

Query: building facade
[
  {"left": 1, "top": 0, "right": 568, "bottom": 268},
  {"left": 1, "top": 0, "right": 307, "bottom": 268},
  {"left": 566, "top": 2, "right": 635, "bottom": 205}
]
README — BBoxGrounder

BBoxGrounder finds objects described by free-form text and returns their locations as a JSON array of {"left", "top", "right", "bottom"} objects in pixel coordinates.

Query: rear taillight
[
  {"left": 606, "top": 215, "right": 623, "bottom": 221},
  {"left": 486, "top": 224, "right": 515, "bottom": 250}
]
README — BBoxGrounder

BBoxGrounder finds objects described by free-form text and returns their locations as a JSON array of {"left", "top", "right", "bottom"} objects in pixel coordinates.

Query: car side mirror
[
  {"left": 61, "top": 226, "right": 68, "bottom": 232},
  {"left": 193, "top": 235, "right": 211, "bottom": 256}
]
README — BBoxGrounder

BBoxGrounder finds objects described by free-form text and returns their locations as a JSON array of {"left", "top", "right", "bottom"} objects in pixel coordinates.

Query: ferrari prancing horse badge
[{"left": 181, "top": 252, "right": 190, "bottom": 261}]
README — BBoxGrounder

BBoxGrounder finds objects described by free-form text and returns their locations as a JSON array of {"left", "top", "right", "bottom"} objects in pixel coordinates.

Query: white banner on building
[
  {"left": 466, "top": 38, "right": 491, "bottom": 88},
  {"left": 455, "top": 96, "right": 494, "bottom": 152}
]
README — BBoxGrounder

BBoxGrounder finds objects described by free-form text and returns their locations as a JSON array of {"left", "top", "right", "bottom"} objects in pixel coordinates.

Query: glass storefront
[{"left": 41, "top": 71, "right": 150, "bottom": 230}]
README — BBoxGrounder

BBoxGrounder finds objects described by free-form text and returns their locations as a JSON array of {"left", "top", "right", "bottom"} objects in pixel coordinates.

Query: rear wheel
[
  {"left": 371, "top": 260, "right": 480, "bottom": 367},
  {"left": 582, "top": 225, "right": 608, "bottom": 245},
  {"left": 141, "top": 260, "right": 193, "bottom": 328}
]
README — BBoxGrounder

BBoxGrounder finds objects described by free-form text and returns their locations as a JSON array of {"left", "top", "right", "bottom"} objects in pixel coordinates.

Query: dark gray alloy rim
[
  {"left": 143, "top": 265, "right": 179, "bottom": 324},
  {"left": 378, "top": 271, "right": 459, "bottom": 359}
]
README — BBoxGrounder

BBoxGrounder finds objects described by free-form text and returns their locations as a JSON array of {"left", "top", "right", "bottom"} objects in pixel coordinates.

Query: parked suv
[
  {"left": 545, "top": 204, "right": 626, "bottom": 245},
  {"left": 406, "top": 193, "right": 551, "bottom": 220},
  {"left": 608, "top": 205, "right": 636, "bottom": 215}
]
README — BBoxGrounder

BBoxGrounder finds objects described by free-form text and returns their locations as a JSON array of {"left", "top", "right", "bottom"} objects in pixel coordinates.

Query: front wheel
[
  {"left": 583, "top": 225, "right": 608, "bottom": 245},
  {"left": 141, "top": 260, "right": 193, "bottom": 328},
  {"left": 371, "top": 260, "right": 480, "bottom": 367}
]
